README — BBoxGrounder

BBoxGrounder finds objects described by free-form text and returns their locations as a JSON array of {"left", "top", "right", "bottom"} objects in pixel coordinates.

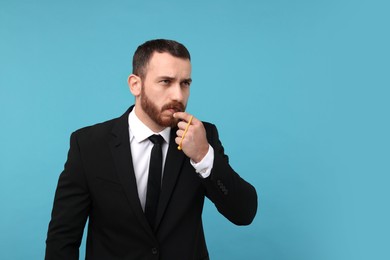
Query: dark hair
[{"left": 132, "top": 39, "right": 191, "bottom": 79}]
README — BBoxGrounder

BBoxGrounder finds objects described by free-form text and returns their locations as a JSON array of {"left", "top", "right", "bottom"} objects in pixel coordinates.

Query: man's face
[{"left": 138, "top": 52, "right": 192, "bottom": 129}]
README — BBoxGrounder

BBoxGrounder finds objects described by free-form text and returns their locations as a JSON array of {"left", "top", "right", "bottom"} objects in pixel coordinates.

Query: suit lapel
[
  {"left": 108, "top": 107, "right": 154, "bottom": 236},
  {"left": 155, "top": 128, "right": 186, "bottom": 230}
]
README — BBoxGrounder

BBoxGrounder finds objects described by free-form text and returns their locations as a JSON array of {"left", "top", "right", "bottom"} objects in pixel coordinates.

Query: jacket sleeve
[
  {"left": 202, "top": 124, "right": 258, "bottom": 225},
  {"left": 45, "top": 132, "right": 91, "bottom": 260}
]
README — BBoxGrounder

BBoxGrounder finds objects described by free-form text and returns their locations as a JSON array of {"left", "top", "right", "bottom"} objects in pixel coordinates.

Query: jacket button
[{"left": 151, "top": 247, "right": 158, "bottom": 255}]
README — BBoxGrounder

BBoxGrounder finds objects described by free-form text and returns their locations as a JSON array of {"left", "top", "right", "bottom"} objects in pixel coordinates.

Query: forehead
[{"left": 145, "top": 52, "right": 191, "bottom": 77}]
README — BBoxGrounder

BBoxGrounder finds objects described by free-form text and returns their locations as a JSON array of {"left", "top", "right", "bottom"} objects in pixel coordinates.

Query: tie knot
[{"left": 148, "top": 134, "right": 164, "bottom": 145}]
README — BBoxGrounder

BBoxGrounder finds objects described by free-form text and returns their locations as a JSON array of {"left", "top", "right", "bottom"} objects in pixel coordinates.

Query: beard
[{"left": 140, "top": 86, "right": 185, "bottom": 128}]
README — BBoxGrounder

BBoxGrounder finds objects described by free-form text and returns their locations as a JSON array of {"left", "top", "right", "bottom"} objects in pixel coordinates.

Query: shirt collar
[{"left": 128, "top": 108, "right": 171, "bottom": 144}]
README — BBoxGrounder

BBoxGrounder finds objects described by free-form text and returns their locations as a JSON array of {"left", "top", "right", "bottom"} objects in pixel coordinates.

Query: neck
[{"left": 133, "top": 104, "right": 165, "bottom": 133}]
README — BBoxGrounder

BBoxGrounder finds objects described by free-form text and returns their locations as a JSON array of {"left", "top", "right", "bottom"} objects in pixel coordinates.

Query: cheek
[
  {"left": 145, "top": 86, "right": 163, "bottom": 100},
  {"left": 184, "top": 89, "right": 190, "bottom": 100}
]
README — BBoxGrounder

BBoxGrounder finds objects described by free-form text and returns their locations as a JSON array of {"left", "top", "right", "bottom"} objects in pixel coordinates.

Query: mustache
[{"left": 161, "top": 101, "right": 185, "bottom": 113}]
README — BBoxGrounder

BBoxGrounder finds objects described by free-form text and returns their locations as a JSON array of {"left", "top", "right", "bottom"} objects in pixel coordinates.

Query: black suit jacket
[{"left": 45, "top": 107, "right": 257, "bottom": 260}]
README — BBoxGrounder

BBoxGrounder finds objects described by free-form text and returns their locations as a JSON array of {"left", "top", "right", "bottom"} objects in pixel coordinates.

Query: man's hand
[{"left": 173, "top": 112, "right": 209, "bottom": 163}]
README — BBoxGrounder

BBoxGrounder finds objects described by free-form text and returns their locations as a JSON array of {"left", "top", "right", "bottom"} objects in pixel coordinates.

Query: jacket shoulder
[
  {"left": 74, "top": 118, "right": 115, "bottom": 137},
  {"left": 71, "top": 115, "right": 125, "bottom": 146},
  {"left": 72, "top": 107, "right": 131, "bottom": 142}
]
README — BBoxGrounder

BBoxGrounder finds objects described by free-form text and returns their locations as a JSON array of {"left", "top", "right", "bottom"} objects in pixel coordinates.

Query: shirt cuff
[{"left": 190, "top": 145, "right": 214, "bottom": 178}]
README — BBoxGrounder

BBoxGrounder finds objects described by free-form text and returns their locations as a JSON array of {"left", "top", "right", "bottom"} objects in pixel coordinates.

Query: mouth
[
  {"left": 163, "top": 108, "right": 181, "bottom": 118},
  {"left": 162, "top": 102, "right": 184, "bottom": 114},
  {"left": 167, "top": 108, "right": 178, "bottom": 113}
]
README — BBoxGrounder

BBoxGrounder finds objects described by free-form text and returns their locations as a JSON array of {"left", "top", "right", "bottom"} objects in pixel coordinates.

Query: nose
[{"left": 171, "top": 84, "right": 185, "bottom": 102}]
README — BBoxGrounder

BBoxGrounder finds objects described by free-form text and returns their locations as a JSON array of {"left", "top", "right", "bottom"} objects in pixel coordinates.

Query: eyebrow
[
  {"left": 182, "top": 78, "right": 192, "bottom": 84},
  {"left": 157, "top": 76, "right": 192, "bottom": 83}
]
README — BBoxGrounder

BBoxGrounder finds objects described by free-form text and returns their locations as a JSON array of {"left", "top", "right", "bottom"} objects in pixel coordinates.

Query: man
[{"left": 45, "top": 39, "right": 257, "bottom": 260}]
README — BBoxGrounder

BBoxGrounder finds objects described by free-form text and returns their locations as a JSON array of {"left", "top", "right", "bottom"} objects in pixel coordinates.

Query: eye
[
  {"left": 182, "top": 80, "right": 191, "bottom": 87},
  {"left": 160, "top": 79, "right": 171, "bottom": 85}
]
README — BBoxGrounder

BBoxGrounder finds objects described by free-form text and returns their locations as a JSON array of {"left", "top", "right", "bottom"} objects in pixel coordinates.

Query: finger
[
  {"left": 176, "top": 129, "right": 184, "bottom": 137},
  {"left": 177, "top": 115, "right": 194, "bottom": 150},
  {"left": 175, "top": 136, "right": 183, "bottom": 146},
  {"left": 173, "top": 112, "right": 193, "bottom": 123},
  {"left": 177, "top": 121, "right": 191, "bottom": 130}
]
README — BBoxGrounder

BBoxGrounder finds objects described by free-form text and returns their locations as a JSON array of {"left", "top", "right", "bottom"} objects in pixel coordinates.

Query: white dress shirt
[{"left": 128, "top": 109, "right": 214, "bottom": 211}]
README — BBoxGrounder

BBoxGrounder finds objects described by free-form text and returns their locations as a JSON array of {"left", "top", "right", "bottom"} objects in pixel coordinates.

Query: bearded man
[{"left": 45, "top": 39, "right": 258, "bottom": 260}]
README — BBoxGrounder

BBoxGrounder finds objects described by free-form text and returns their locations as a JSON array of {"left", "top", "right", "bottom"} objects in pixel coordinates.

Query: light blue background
[{"left": 1, "top": 0, "right": 389, "bottom": 259}]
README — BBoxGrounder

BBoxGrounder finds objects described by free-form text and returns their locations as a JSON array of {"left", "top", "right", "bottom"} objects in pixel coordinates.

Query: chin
[{"left": 164, "top": 118, "right": 179, "bottom": 128}]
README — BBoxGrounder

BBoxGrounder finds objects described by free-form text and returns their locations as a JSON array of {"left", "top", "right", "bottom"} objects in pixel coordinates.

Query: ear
[{"left": 128, "top": 74, "right": 142, "bottom": 96}]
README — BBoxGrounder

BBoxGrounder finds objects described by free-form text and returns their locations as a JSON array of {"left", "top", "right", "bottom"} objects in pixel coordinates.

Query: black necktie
[{"left": 145, "top": 134, "right": 164, "bottom": 229}]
